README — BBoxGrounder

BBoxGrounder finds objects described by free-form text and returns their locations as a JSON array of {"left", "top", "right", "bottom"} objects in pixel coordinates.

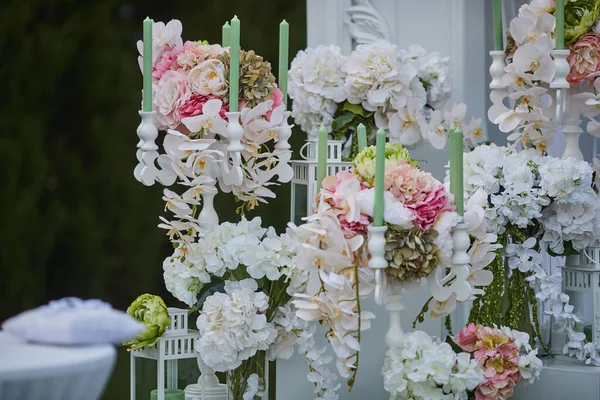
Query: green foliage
[{"left": 0, "top": 0, "right": 306, "bottom": 397}]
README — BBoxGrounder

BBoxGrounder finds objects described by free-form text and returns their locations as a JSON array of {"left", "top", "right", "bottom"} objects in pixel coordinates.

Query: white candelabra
[
  {"left": 368, "top": 220, "right": 473, "bottom": 350},
  {"left": 133, "top": 108, "right": 293, "bottom": 400}
]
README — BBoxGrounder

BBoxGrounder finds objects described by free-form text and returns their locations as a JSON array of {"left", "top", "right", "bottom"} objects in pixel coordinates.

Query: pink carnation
[
  {"left": 179, "top": 94, "right": 229, "bottom": 119},
  {"left": 384, "top": 163, "right": 452, "bottom": 230},
  {"left": 567, "top": 33, "right": 600, "bottom": 85}
]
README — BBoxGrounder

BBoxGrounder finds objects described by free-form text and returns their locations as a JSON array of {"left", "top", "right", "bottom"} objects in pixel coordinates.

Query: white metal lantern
[
  {"left": 560, "top": 248, "right": 600, "bottom": 350},
  {"left": 290, "top": 139, "right": 351, "bottom": 225},
  {"left": 130, "top": 308, "right": 200, "bottom": 400}
]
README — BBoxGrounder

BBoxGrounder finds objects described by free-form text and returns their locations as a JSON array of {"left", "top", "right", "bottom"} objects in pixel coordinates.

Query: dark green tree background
[{"left": 0, "top": 0, "right": 306, "bottom": 397}]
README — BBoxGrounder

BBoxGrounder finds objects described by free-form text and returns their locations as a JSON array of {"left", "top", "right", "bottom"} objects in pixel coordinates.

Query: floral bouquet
[
  {"left": 454, "top": 324, "right": 542, "bottom": 400},
  {"left": 462, "top": 144, "right": 600, "bottom": 363},
  {"left": 287, "top": 143, "right": 495, "bottom": 391},
  {"left": 138, "top": 19, "right": 292, "bottom": 211},
  {"left": 381, "top": 325, "right": 542, "bottom": 400},
  {"left": 161, "top": 215, "right": 344, "bottom": 399},
  {"left": 288, "top": 42, "right": 486, "bottom": 158},
  {"left": 494, "top": 0, "right": 600, "bottom": 149}
]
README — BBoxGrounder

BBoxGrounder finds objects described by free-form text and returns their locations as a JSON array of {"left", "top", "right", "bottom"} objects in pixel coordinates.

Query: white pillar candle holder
[
  {"left": 489, "top": 50, "right": 506, "bottom": 90},
  {"left": 368, "top": 224, "right": 389, "bottom": 306},
  {"left": 222, "top": 112, "right": 244, "bottom": 187},
  {"left": 274, "top": 111, "right": 292, "bottom": 151},
  {"left": 134, "top": 110, "right": 177, "bottom": 187},
  {"left": 550, "top": 49, "right": 571, "bottom": 125},
  {"left": 198, "top": 186, "right": 219, "bottom": 230},
  {"left": 384, "top": 280, "right": 405, "bottom": 350}
]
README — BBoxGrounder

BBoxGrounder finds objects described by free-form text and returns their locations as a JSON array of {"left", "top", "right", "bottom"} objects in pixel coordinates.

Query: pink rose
[
  {"left": 179, "top": 94, "right": 229, "bottom": 120},
  {"left": 455, "top": 322, "right": 479, "bottom": 352},
  {"left": 153, "top": 69, "right": 191, "bottom": 130},
  {"left": 266, "top": 87, "right": 285, "bottom": 121},
  {"left": 567, "top": 33, "right": 600, "bottom": 85}
]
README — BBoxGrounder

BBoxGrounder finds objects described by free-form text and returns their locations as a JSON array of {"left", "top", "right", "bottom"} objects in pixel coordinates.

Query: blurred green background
[{"left": 0, "top": 0, "right": 306, "bottom": 398}]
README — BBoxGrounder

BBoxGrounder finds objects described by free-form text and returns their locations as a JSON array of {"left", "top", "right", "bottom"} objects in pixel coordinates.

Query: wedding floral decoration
[
  {"left": 288, "top": 143, "right": 494, "bottom": 391},
  {"left": 124, "top": 294, "right": 170, "bottom": 351},
  {"left": 161, "top": 215, "right": 341, "bottom": 399},
  {"left": 288, "top": 43, "right": 487, "bottom": 157},
  {"left": 454, "top": 324, "right": 543, "bottom": 400},
  {"left": 382, "top": 330, "right": 484, "bottom": 400},
  {"left": 494, "top": 0, "right": 600, "bottom": 148},
  {"left": 381, "top": 326, "right": 542, "bottom": 400},
  {"left": 138, "top": 19, "right": 292, "bottom": 212},
  {"left": 463, "top": 144, "right": 600, "bottom": 364}
]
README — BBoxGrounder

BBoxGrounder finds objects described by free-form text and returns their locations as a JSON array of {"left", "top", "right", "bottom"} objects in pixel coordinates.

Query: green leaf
[
  {"left": 444, "top": 335, "right": 463, "bottom": 354},
  {"left": 331, "top": 112, "right": 357, "bottom": 132},
  {"left": 341, "top": 101, "right": 374, "bottom": 118}
]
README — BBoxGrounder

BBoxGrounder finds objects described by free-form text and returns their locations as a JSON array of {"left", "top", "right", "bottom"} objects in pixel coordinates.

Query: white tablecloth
[{"left": 0, "top": 331, "right": 116, "bottom": 400}]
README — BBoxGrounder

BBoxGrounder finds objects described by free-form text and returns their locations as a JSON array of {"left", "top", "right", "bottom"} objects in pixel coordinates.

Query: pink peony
[
  {"left": 266, "top": 87, "right": 284, "bottom": 121},
  {"left": 153, "top": 41, "right": 198, "bottom": 81},
  {"left": 567, "top": 33, "right": 600, "bottom": 85},
  {"left": 455, "top": 322, "right": 478, "bottom": 352},
  {"left": 176, "top": 43, "right": 223, "bottom": 71},
  {"left": 321, "top": 171, "right": 371, "bottom": 236},
  {"left": 384, "top": 163, "right": 452, "bottom": 230},
  {"left": 153, "top": 69, "right": 191, "bottom": 130},
  {"left": 178, "top": 94, "right": 229, "bottom": 120}
]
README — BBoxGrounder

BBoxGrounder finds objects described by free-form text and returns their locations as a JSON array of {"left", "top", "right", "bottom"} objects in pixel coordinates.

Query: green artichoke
[
  {"left": 124, "top": 294, "right": 170, "bottom": 351},
  {"left": 352, "top": 143, "right": 414, "bottom": 185},
  {"left": 219, "top": 49, "right": 277, "bottom": 109},
  {"left": 563, "top": 0, "right": 600, "bottom": 43},
  {"left": 384, "top": 226, "right": 439, "bottom": 284}
]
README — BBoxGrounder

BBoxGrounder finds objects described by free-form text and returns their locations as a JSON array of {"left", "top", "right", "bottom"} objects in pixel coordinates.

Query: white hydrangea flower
[{"left": 196, "top": 279, "right": 277, "bottom": 372}]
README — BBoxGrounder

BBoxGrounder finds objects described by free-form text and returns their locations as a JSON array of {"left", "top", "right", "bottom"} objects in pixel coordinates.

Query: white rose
[
  {"left": 188, "top": 59, "right": 227, "bottom": 96},
  {"left": 153, "top": 69, "right": 191, "bottom": 130}
]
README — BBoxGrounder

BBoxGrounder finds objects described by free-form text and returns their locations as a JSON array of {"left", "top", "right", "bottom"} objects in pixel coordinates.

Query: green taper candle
[
  {"left": 278, "top": 19, "right": 289, "bottom": 108},
  {"left": 317, "top": 125, "right": 328, "bottom": 192},
  {"left": 142, "top": 17, "right": 153, "bottom": 112},
  {"left": 357, "top": 123, "right": 367, "bottom": 153},
  {"left": 449, "top": 126, "right": 456, "bottom": 196},
  {"left": 222, "top": 22, "right": 231, "bottom": 47},
  {"left": 555, "top": 0, "right": 564, "bottom": 50},
  {"left": 229, "top": 16, "right": 241, "bottom": 112},
  {"left": 150, "top": 389, "right": 184, "bottom": 400},
  {"left": 493, "top": 0, "right": 503, "bottom": 51},
  {"left": 453, "top": 127, "right": 464, "bottom": 216},
  {"left": 373, "top": 129, "right": 386, "bottom": 227}
]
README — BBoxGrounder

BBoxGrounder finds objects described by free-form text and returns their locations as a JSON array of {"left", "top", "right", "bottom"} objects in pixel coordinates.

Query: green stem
[
  {"left": 268, "top": 360, "right": 277, "bottom": 400},
  {"left": 528, "top": 285, "right": 550, "bottom": 355},
  {"left": 445, "top": 315, "right": 453, "bottom": 337}
]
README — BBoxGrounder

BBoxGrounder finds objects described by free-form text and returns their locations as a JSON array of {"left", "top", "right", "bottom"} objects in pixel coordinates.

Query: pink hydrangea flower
[
  {"left": 456, "top": 322, "right": 478, "bottom": 351},
  {"left": 455, "top": 325, "right": 521, "bottom": 400},
  {"left": 567, "top": 33, "right": 600, "bottom": 85}
]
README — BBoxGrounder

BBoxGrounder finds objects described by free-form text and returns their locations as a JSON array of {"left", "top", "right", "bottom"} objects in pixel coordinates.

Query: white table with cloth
[{"left": 0, "top": 331, "right": 116, "bottom": 400}]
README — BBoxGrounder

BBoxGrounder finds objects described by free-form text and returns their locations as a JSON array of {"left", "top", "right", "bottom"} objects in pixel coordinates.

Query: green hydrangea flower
[
  {"left": 352, "top": 143, "right": 413, "bottom": 185},
  {"left": 124, "top": 294, "right": 170, "bottom": 351},
  {"left": 563, "top": 0, "right": 600, "bottom": 43}
]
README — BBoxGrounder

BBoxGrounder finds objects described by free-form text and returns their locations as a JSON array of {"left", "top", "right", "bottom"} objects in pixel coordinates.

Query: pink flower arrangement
[
  {"left": 322, "top": 171, "right": 371, "bottom": 236},
  {"left": 384, "top": 162, "right": 452, "bottom": 230},
  {"left": 140, "top": 19, "right": 281, "bottom": 132},
  {"left": 455, "top": 324, "right": 521, "bottom": 400},
  {"left": 567, "top": 33, "right": 600, "bottom": 85}
]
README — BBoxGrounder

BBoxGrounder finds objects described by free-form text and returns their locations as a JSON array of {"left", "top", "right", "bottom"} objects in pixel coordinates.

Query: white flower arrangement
[
  {"left": 288, "top": 43, "right": 486, "bottom": 156},
  {"left": 382, "top": 331, "right": 483, "bottom": 400},
  {"left": 462, "top": 144, "right": 600, "bottom": 365}
]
